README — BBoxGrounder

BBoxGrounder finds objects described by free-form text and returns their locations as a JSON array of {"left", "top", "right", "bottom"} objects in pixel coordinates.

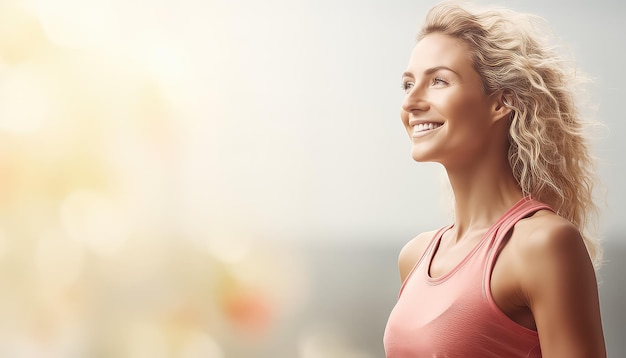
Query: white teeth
[{"left": 413, "top": 123, "right": 442, "bottom": 133}]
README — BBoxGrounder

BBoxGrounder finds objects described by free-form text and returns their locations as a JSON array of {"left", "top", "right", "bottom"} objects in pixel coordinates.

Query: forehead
[{"left": 407, "top": 33, "right": 474, "bottom": 73}]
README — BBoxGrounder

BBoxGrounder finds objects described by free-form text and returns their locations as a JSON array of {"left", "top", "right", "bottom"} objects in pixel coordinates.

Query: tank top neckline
[{"left": 425, "top": 196, "right": 533, "bottom": 284}]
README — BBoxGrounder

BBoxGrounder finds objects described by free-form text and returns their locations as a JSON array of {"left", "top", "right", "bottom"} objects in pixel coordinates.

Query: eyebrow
[{"left": 402, "top": 66, "right": 460, "bottom": 79}]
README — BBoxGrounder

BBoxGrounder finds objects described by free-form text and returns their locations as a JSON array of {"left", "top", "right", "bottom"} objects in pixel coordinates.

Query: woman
[{"left": 383, "top": 1, "right": 606, "bottom": 357}]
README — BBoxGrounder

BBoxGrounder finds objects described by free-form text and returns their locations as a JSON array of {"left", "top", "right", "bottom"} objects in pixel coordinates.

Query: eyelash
[
  {"left": 400, "top": 77, "right": 448, "bottom": 93},
  {"left": 401, "top": 82, "right": 415, "bottom": 92},
  {"left": 432, "top": 77, "right": 448, "bottom": 86}
]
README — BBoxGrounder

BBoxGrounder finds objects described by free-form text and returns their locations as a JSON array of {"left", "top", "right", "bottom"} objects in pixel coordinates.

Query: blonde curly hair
[{"left": 418, "top": 1, "right": 602, "bottom": 266}]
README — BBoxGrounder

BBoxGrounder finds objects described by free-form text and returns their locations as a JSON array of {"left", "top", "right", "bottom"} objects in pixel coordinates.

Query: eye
[
  {"left": 401, "top": 81, "right": 415, "bottom": 93},
  {"left": 431, "top": 77, "right": 448, "bottom": 86}
]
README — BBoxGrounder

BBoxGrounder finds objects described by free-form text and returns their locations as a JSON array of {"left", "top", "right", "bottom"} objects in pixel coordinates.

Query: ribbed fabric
[{"left": 384, "top": 197, "right": 552, "bottom": 357}]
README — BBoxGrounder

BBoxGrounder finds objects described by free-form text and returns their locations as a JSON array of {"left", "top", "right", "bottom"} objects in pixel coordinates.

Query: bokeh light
[
  {"left": 0, "top": 66, "right": 52, "bottom": 134},
  {"left": 0, "top": 0, "right": 310, "bottom": 356}
]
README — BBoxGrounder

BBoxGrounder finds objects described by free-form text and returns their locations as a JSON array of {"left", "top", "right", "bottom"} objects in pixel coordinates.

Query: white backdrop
[{"left": 175, "top": 0, "right": 625, "bottom": 242}]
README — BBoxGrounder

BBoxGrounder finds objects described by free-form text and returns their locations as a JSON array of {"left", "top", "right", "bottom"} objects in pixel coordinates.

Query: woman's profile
[{"left": 383, "top": 1, "right": 606, "bottom": 357}]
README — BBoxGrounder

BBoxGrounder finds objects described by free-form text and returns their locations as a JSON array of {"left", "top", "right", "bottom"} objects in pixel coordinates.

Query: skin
[{"left": 398, "top": 33, "right": 606, "bottom": 357}]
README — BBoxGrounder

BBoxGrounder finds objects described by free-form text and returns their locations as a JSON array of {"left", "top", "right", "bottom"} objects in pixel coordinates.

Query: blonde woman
[{"left": 383, "top": 1, "right": 606, "bottom": 357}]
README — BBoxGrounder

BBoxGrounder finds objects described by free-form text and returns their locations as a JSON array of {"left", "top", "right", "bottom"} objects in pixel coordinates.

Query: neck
[{"left": 444, "top": 155, "right": 523, "bottom": 242}]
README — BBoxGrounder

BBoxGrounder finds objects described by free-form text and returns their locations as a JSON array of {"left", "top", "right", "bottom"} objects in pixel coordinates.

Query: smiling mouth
[{"left": 413, "top": 122, "right": 443, "bottom": 134}]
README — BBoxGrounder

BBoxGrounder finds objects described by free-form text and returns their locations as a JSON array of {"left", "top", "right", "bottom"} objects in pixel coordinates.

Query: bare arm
[{"left": 520, "top": 219, "right": 606, "bottom": 357}]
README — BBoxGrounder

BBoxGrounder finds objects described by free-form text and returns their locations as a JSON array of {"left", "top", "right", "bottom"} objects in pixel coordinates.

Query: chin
[
  {"left": 410, "top": 140, "right": 446, "bottom": 163},
  {"left": 410, "top": 149, "right": 432, "bottom": 163}
]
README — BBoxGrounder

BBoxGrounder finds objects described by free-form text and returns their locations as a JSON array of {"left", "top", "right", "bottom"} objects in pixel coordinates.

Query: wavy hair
[{"left": 418, "top": 1, "right": 602, "bottom": 266}]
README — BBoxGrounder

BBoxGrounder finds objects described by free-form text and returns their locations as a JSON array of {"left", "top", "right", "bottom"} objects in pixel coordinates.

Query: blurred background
[{"left": 0, "top": 0, "right": 623, "bottom": 357}]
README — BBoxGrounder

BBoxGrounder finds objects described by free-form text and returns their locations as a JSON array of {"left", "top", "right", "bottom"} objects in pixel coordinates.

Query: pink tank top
[{"left": 383, "top": 197, "right": 552, "bottom": 357}]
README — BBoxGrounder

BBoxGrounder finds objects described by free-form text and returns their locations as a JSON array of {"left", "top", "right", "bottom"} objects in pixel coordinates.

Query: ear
[{"left": 491, "top": 90, "right": 513, "bottom": 123}]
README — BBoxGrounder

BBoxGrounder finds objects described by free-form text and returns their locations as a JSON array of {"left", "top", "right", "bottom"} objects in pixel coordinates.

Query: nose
[{"left": 401, "top": 86, "right": 430, "bottom": 114}]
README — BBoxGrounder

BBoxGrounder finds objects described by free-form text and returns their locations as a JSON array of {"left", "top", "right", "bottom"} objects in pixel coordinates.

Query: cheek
[{"left": 441, "top": 94, "right": 491, "bottom": 126}]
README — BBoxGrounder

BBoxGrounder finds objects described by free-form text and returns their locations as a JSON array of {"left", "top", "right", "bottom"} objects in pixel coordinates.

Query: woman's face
[{"left": 400, "top": 33, "right": 503, "bottom": 168}]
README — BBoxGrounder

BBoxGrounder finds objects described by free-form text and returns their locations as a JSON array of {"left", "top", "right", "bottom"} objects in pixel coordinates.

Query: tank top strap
[
  {"left": 484, "top": 197, "right": 554, "bottom": 283},
  {"left": 398, "top": 224, "right": 453, "bottom": 297},
  {"left": 422, "top": 224, "right": 454, "bottom": 264},
  {"left": 493, "top": 197, "right": 553, "bottom": 246}
]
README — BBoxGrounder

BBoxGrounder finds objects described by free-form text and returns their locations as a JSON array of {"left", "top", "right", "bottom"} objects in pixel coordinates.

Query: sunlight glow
[
  {"left": 59, "top": 190, "right": 130, "bottom": 256},
  {"left": 0, "top": 67, "right": 52, "bottom": 133}
]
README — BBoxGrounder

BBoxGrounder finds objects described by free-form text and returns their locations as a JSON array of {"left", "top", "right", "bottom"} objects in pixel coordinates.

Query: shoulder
[
  {"left": 511, "top": 210, "right": 589, "bottom": 271},
  {"left": 398, "top": 229, "right": 440, "bottom": 283},
  {"left": 506, "top": 212, "right": 606, "bottom": 356},
  {"left": 511, "top": 210, "right": 595, "bottom": 301}
]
